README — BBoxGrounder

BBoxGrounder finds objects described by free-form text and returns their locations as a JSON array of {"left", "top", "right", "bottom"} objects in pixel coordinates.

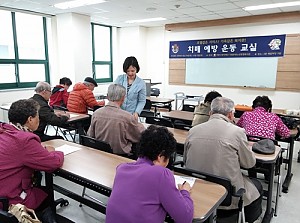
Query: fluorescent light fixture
[
  {"left": 54, "top": 0, "right": 106, "bottom": 9},
  {"left": 126, "top": 17, "right": 166, "bottom": 24},
  {"left": 243, "top": 1, "right": 300, "bottom": 11}
]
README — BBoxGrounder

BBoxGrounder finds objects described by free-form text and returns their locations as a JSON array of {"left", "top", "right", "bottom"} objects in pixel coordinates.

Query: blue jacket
[{"left": 115, "top": 74, "right": 146, "bottom": 115}]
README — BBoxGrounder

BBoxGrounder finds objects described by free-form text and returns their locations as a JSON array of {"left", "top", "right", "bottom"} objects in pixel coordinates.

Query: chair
[
  {"left": 145, "top": 117, "right": 174, "bottom": 128},
  {"left": 150, "top": 88, "right": 160, "bottom": 97},
  {"left": 173, "top": 166, "right": 247, "bottom": 223},
  {"left": 0, "top": 197, "right": 18, "bottom": 223},
  {"left": 80, "top": 135, "right": 113, "bottom": 154},
  {"left": 52, "top": 106, "right": 78, "bottom": 142},
  {"left": 140, "top": 99, "right": 155, "bottom": 118},
  {"left": 182, "top": 104, "right": 196, "bottom": 112},
  {"left": 173, "top": 121, "right": 192, "bottom": 131},
  {"left": 79, "top": 135, "right": 113, "bottom": 206}
]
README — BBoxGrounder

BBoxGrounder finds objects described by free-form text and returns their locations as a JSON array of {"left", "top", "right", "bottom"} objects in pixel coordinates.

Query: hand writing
[{"left": 178, "top": 181, "right": 192, "bottom": 192}]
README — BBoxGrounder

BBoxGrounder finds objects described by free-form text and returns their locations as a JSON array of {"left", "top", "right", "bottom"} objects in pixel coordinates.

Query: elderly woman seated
[
  {"left": 106, "top": 125, "right": 194, "bottom": 223},
  {"left": 0, "top": 99, "right": 64, "bottom": 223}
]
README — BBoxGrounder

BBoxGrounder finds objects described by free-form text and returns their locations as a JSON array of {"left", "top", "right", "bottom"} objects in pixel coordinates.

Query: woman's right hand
[
  {"left": 178, "top": 182, "right": 192, "bottom": 192},
  {"left": 45, "top": 145, "right": 55, "bottom": 152}
]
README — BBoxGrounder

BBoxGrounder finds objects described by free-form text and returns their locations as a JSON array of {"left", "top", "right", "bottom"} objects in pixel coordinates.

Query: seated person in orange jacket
[
  {"left": 67, "top": 77, "right": 105, "bottom": 114},
  {"left": 49, "top": 77, "right": 72, "bottom": 108}
]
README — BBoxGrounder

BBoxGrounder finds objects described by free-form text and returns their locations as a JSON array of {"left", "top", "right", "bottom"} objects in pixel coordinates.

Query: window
[
  {"left": 92, "top": 23, "right": 113, "bottom": 83},
  {"left": 0, "top": 10, "right": 50, "bottom": 89}
]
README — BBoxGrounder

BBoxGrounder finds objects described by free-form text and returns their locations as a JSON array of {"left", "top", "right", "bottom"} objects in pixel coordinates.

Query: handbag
[
  {"left": 8, "top": 204, "right": 41, "bottom": 223},
  {"left": 280, "top": 116, "right": 300, "bottom": 129}
]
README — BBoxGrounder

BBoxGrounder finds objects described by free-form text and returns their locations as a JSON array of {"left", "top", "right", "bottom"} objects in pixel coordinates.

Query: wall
[
  {"left": 1, "top": 15, "right": 300, "bottom": 122},
  {"left": 160, "top": 21, "right": 300, "bottom": 110},
  {"left": 55, "top": 13, "right": 93, "bottom": 84}
]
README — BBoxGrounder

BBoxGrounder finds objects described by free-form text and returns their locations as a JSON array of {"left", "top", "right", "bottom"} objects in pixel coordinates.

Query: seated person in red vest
[
  {"left": 49, "top": 77, "right": 72, "bottom": 108},
  {"left": 67, "top": 77, "right": 105, "bottom": 114},
  {"left": 87, "top": 84, "right": 145, "bottom": 158},
  {"left": 237, "top": 95, "right": 290, "bottom": 140}
]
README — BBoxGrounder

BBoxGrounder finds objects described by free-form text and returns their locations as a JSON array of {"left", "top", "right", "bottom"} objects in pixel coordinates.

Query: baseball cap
[{"left": 84, "top": 77, "right": 98, "bottom": 87}]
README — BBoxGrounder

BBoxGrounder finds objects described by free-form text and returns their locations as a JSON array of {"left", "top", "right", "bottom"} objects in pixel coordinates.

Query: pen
[{"left": 182, "top": 181, "right": 186, "bottom": 186}]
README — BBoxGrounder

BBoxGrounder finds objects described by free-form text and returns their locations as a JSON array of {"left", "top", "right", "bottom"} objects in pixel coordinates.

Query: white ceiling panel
[
  {"left": 0, "top": 0, "right": 299, "bottom": 27},
  {"left": 201, "top": 2, "right": 240, "bottom": 11}
]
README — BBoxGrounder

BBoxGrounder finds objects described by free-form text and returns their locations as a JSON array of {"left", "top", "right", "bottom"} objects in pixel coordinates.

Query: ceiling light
[
  {"left": 243, "top": 1, "right": 300, "bottom": 11},
  {"left": 146, "top": 7, "right": 157, "bottom": 11},
  {"left": 54, "top": 0, "right": 106, "bottom": 9},
  {"left": 126, "top": 17, "right": 166, "bottom": 24}
]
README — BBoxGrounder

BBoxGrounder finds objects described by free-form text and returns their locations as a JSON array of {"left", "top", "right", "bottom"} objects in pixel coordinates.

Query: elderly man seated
[
  {"left": 87, "top": 84, "right": 145, "bottom": 158},
  {"left": 31, "top": 81, "right": 70, "bottom": 142},
  {"left": 184, "top": 97, "right": 263, "bottom": 223}
]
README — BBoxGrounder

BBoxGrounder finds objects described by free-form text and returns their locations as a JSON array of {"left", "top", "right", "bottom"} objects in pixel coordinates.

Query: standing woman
[{"left": 115, "top": 56, "right": 146, "bottom": 120}]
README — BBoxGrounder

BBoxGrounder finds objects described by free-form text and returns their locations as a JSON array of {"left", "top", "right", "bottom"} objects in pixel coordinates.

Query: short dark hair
[
  {"left": 8, "top": 99, "right": 40, "bottom": 125},
  {"left": 137, "top": 125, "right": 176, "bottom": 161},
  {"left": 84, "top": 77, "right": 98, "bottom": 87},
  {"left": 123, "top": 56, "right": 140, "bottom": 73},
  {"left": 59, "top": 77, "right": 72, "bottom": 86},
  {"left": 204, "top": 91, "right": 222, "bottom": 103},
  {"left": 252, "top": 96, "right": 272, "bottom": 112}
]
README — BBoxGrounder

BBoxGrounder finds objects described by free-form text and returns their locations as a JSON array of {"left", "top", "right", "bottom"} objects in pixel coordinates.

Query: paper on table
[
  {"left": 69, "top": 114, "right": 79, "bottom": 118},
  {"left": 55, "top": 144, "right": 81, "bottom": 155},
  {"left": 174, "top": 175, "right": 196, "bottom": 188}
]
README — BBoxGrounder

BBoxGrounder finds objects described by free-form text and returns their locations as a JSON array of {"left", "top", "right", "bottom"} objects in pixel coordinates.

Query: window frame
[
  {"left": 91, "top": 23, "right": 113, "bottom": 83},
  {"left": 0, "top": 11, "right": 50, "bottom": 90}
]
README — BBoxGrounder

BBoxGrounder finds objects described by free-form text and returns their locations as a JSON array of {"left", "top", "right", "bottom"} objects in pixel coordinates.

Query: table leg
[
  {"left": 262, "top": 163, "right": 275, "bottom": 223},
  {"left": 282, "top": 137, "right": 294, "bottom": 193},
  {"left": 45, "top": 172, "right": 56, "bottom": 213}
]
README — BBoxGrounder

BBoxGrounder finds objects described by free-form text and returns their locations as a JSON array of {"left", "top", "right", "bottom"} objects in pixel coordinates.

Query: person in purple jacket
[
  {"left": 0, "top": 99, "right": 64, "bottom": 223},
  {"left": 106, "top": 125, "right": 194, "bottom": 223}
]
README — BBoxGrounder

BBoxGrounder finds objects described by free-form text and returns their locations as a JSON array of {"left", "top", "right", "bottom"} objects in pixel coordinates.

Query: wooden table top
[
  {"left": 54, "top": 110, "right": 90, "bottom": 123},
  {"left": 163, "top": 110, "right": 194, "bottom": 122},
  {"left": 147, "top": 97, "right": 174, "bottom": 103},
  {"left": 248, "top": 141, "right": 281, "bottom": 163},
  {"left": 272, "top": 109, "right": 300, "bottom": 118},
  {"left": 0, "top": 103, "right": 11, "bottom": 111},
  {"left": 43, "top": 139, "right": 227, "bottom": 221},
  {"left": 143, "top": 123, "right": 188, "bottom": 145}
]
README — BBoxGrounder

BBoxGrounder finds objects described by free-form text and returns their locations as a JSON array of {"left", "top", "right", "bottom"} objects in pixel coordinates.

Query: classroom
[{"left": 0, "top": 0, "right": 300, "bottom": 223}]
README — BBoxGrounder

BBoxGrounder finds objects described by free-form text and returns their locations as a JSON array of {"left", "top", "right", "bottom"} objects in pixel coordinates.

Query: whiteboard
[{"left": 185, "top": 57, "right": 278, "bottom": 88}]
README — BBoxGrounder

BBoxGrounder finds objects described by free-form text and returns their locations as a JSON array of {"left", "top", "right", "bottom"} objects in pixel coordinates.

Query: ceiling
[{"left": 0, "top": 0, "right": 300, "bottom": 28}]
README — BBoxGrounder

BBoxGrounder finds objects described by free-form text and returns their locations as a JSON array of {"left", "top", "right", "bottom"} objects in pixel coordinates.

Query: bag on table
[
  {"left": 8, "top": 203, "right": 41, "bottom": 223},
  {"left": 280, "top": 116, "right": 300, "bottom": 129}
]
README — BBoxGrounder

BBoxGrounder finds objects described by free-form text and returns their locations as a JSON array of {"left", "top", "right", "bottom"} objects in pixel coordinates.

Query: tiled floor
[{"left": 49, "top": 126, "right": 300, "bottom": 223}]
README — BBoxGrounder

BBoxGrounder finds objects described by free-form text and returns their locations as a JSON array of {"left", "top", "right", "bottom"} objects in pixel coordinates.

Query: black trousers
[
  {"left": 216, "top": 178, "right": 263, "bottom": 223},
  {"left": 244, "top": 178, "right": 263, "bottom": 223}
]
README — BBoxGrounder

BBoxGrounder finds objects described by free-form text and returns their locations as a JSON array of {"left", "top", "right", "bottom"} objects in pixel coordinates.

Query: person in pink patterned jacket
[
  {"left": 0, "top": 99, "right": 64, "bottom": 223},
  {"left": 237, "top": 95, "right": 290, "bottom": 140}
]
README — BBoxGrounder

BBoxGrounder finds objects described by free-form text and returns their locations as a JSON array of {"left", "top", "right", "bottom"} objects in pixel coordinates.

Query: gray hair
[
  {"left": 35, "top": 81, "right": 51, "bottom": 93},
  {"left": 107, "top": 84, "right": 126, "bottom": 101},
  {"left": 211, "top": 97, "right": 235, "bottom": 116}
]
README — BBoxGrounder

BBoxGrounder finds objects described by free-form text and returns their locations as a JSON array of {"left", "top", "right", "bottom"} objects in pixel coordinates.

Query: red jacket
[
  {"left": 49, "top": 85, "right": 69, "bottom": 107},
  {"left": 0, "top": 123, "right": 64, "bottom": 209},
  {"left": 67, "top": 82, "right": 105, "bottom": 114}
]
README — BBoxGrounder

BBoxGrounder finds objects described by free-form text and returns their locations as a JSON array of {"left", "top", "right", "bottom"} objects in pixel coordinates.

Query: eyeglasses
[{"left": 44, "top": 89, "right": 51, "bottom": 93}]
